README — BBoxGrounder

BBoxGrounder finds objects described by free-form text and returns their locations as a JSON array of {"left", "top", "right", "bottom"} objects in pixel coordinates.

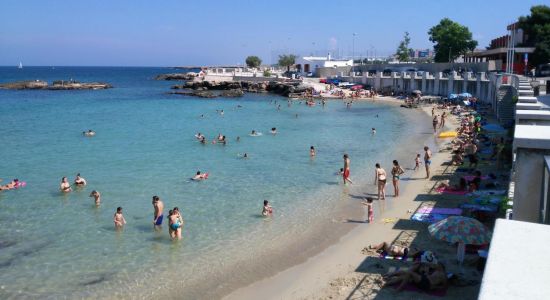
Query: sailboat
[{"left": 18, "top": 62, "right": 23, "bottom": 69}]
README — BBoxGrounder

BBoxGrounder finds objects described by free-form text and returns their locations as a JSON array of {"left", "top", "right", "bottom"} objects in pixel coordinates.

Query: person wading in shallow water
[
  {"left": 152, "top": 195, "right": 164, "bottom": 229},
  {"left": 343, "top": 154, "right": 353, "bottom": 185},
  {"left": 374, "top": 163, "right": 387, "bottom": 200}
]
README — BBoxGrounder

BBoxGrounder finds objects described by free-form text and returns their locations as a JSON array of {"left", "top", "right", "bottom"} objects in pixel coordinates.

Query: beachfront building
[
  {"left": 464, "top": 22, "right": 535, "bottom": 74},
  {"left": 295, "top": 54, "right": 353, "bottom": 76}
]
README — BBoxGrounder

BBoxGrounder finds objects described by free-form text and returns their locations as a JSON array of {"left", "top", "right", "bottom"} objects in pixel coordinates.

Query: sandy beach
[{"left": 226, "top": 101, "right": 488, "bottom": 300}]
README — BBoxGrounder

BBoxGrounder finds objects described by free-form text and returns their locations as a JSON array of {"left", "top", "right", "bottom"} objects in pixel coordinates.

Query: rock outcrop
[
  {"left": 155, "top": 73, "right": 197, "bottom": 80},
  {"left": 0, "top": 80, "right": 112, "bottom": 90},
  {"left": 169, "top": 80, "right": 304, "bottom": 98}
]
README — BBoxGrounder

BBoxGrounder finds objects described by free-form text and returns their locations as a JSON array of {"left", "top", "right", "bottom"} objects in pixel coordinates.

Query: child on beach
[
  {"left": 414, "top": 154, "right": 422, "bottom": 170},
  {"left": 114, "top": 207, "right": 126, "bottom": 229},
  {"left": 262, "top": 200, "right": 273, "bottom": 216},
  {"left": 362, "top": 197, "right": 374, "bottom": 223}
]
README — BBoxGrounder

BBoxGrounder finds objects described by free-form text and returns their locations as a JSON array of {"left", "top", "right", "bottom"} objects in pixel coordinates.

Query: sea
[{"left": 0, "top": 67, "right": 431, "bottom": 299}]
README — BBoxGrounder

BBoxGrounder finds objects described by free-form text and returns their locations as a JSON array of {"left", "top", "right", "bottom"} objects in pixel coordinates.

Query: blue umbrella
[
  {"left": 460, "top": 92, "right": 472, "bottom": 98},
  {"left": 449, "top": 94, "right": 458, "bottom": 99}
]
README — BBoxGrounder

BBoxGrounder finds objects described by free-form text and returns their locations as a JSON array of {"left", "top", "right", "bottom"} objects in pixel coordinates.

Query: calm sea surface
[{"left": 0, "top": 67, "right": 425, "bottom": 299}]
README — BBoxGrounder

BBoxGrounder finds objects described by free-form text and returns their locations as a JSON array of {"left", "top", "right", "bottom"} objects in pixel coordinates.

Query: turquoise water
[{"left": 0, "top": 67, "right": 424, "bottom": 299}]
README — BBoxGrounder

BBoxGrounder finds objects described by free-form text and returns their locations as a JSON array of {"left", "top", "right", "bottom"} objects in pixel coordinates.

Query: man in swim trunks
[
  {"left": 152, "top": 196, "right": 164, "bottom": 228},
  {"left": 343, "top": 154, "right": 353, "bottom": 185},
  {"left": 60, "top": 177, "right": 72, "bottom": 193},
  {"left": 424, "top": 146, "right": 432, "bottom": 179}
]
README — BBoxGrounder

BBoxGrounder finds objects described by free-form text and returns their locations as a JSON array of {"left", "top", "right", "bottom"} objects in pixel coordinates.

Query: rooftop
[{"left": 479, "top": 219, "right": 550, "bottom": 300}]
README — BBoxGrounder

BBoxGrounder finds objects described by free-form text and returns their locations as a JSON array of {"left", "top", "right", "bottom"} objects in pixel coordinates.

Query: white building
[{"left": 295, "top": 54, "right": 353, "bottom": 76}]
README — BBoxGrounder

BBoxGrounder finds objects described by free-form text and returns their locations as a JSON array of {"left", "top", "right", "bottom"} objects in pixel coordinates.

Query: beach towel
[
  {"left": 381, "top": 218, "right": 398, "bottom": 224},
  {"left": 379, "top": 253, "right": 415, "bottom": 262},
  {"left": 417, "top": 207, "right": 462, "bottom": 215},
  {"left": 411, "top": 213, "right": 447, "bottom": 223},
  {"left": 460, "top": 203, "right": 498, "bottom": 212},
  {"left": 470, "top": 190, "right": 506, "bottom": 196},
  {"left": 436, "top": 187, "right": 468, "bottom": 195}
]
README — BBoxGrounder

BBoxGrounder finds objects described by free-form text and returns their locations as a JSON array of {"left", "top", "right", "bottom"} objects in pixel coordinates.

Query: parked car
[
  {"left": 326, "top": 78, "right": 341, "bottom": 85},
  {"left": 536, "top": 63, "right": 550, "bottom": 77},
  {"left": 319, "top": 78, "right": 327, "bottom": 83}
]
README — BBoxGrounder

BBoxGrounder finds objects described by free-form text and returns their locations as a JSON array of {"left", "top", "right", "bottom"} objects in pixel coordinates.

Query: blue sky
[{"left": 0, "top": 0, "right": 545, "bottom": 66}]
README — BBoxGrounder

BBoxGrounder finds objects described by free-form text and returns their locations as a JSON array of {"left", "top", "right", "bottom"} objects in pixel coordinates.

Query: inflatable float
[{"left": 438, "top": 131, "right": 458, "bottom": 138}]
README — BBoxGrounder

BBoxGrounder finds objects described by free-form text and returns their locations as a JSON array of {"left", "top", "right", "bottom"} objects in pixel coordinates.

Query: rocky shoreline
[
  {"left": 155, "top": 73, "right": 197, "bottom": 81},
  {"left": 0, "top": 80, "right": 112, "bottom": 90},
  {"left": 169, "top": 80, "right": 308, "bottom": 99}
]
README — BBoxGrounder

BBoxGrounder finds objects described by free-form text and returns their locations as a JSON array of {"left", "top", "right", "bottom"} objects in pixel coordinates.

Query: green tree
[
  {"left": 518, "top": 5, "right": 550, "bottom": 66},
  {"left": 245, "top": 56, "right": 262, "bottom": 68},
  {"left": 395, "top": 32, "right": 412, "bottom": 62},
  {"left": 428, "top": 18, "right": 478, "bottom": 63},
  {"left": 278, "top": 54, "right": 297, "bottom": 72}
]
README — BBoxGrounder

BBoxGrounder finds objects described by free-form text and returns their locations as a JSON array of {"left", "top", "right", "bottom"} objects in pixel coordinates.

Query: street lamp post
[{"left": 352, "top": 33, "right": 357, "bottom": 65}]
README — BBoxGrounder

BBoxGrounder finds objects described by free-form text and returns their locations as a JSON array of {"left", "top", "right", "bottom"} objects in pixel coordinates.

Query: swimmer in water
[
  {"left": 83, "top": 129, "right": 95, "bottom": 137},
  {"left": 310, "top": 146, "right": 316, "bottom": 157},
  {"left": 271, "top": 127, "right": 277, "bottom": 135},
  {"left": 60, "top": 177, "right": 72, "bottom": 193},
  {"left": 295, "top": 114, "right": 298, "bottom": 118},
  {"left": 336, "top": 168, "right": 344, "bottom": 176},
  {"left": 74, "top": 173, "right": 87, "bottom": 186},
  {"left": 193, "top": 171, "right": 208, "bottom": 180},
  {"left": 220, "top": 110, "right": 224, "bottom": 115},
  {"left": 262, "top": 200, "right": 273, "bottom": 216},
  {"left": 90, "top": 190, "right": 101, "bottom": 206},
  {"left": 372, "top": 128, "right": 376, "bottom": 135},
  {"left": 236, "top": 136, "right": 240, "bottom": 142},
  {"left": 114, "top": 207, "right": 126, "bottom": 229}
]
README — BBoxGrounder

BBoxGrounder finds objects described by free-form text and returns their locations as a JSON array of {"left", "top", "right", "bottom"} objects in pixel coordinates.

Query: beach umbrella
[
  {"left": 428, "top": 216, "right": 490, "bottom": 264},
  {"left": 460, "top": 92, "right": 472, "bottom": 98},
  {"left": 412, "top": 90, "right": 422, "bottom": 95},
  {"left": 449, "top": 94, "right": 458, "bottom": 99}
]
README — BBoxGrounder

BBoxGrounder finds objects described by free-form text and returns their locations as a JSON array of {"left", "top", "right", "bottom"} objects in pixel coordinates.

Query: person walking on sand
[
  {"left": 439, "top": 112, "right": 446, "bottom": 129},
  {"left": 432, "top": 115, "right": 438, "bottom": 133},
  {"left": 152, "top": 196, "right": 164, "bottom": 228},
  {"left": 391, "top": 160, "right": 405, "bottom": 197},
  {"left": 431, "top": 107, "right": 435, "bottom": 117},
  {"left": 424, "top": 146, "right": 432, "bottom": 179},
  {"left": 114, "top": 207, "right": 126, "bottom": 229},
  {"left": 343, "top": 154, "right": 353, "bottom": 185},
  {"left": 362, "top": 197, "right": 374, "bottom": 223},
  {"left": 374, "top": 163, "right": 387, "bottom": 200}
]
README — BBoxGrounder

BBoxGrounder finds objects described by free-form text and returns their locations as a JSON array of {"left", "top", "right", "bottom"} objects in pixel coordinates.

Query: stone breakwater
[
  {"left": 168, "top": 80, "right": 308, "bottom": 99},
  {"left": 0, "top": 80, "right": 112, "bottom": 90}
]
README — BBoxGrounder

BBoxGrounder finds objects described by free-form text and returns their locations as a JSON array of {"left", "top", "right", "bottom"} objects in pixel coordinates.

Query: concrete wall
[
  {"left": 513, "top": 148, "right": 550, "bottom": 223},
  {"left": 317, "top": 62, "right": 500, "bottom": 78}
]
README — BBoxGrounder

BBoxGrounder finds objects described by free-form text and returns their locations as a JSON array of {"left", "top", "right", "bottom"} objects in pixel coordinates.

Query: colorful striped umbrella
[{"left": 428, "top": 216, "right": 490, "bottom": 245}]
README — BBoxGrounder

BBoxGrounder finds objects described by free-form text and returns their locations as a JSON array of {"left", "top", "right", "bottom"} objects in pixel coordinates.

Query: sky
[{"left": 0, "top": 0, "right": 546, "bottom": 66}]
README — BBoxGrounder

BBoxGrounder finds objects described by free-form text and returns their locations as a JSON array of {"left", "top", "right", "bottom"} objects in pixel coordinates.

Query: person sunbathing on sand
[
  {"left": 384, "top": 261, "right": 448, "bottom": 292},
  {"left": 369, "top": 242, "right": 419, "bottom": 257}
]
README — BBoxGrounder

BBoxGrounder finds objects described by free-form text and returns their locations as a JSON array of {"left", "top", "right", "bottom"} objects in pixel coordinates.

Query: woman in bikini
[
  {"left": 374, "top": 163, "right": 387, "bottom": 200},
  {"left": 391, "top": 160, "right": 405, "bottom": 197}
]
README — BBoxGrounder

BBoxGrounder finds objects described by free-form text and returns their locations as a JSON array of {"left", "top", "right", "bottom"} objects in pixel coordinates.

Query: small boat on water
[{"left": 18, "top": 62, "right": 23, "bottom": 69}]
